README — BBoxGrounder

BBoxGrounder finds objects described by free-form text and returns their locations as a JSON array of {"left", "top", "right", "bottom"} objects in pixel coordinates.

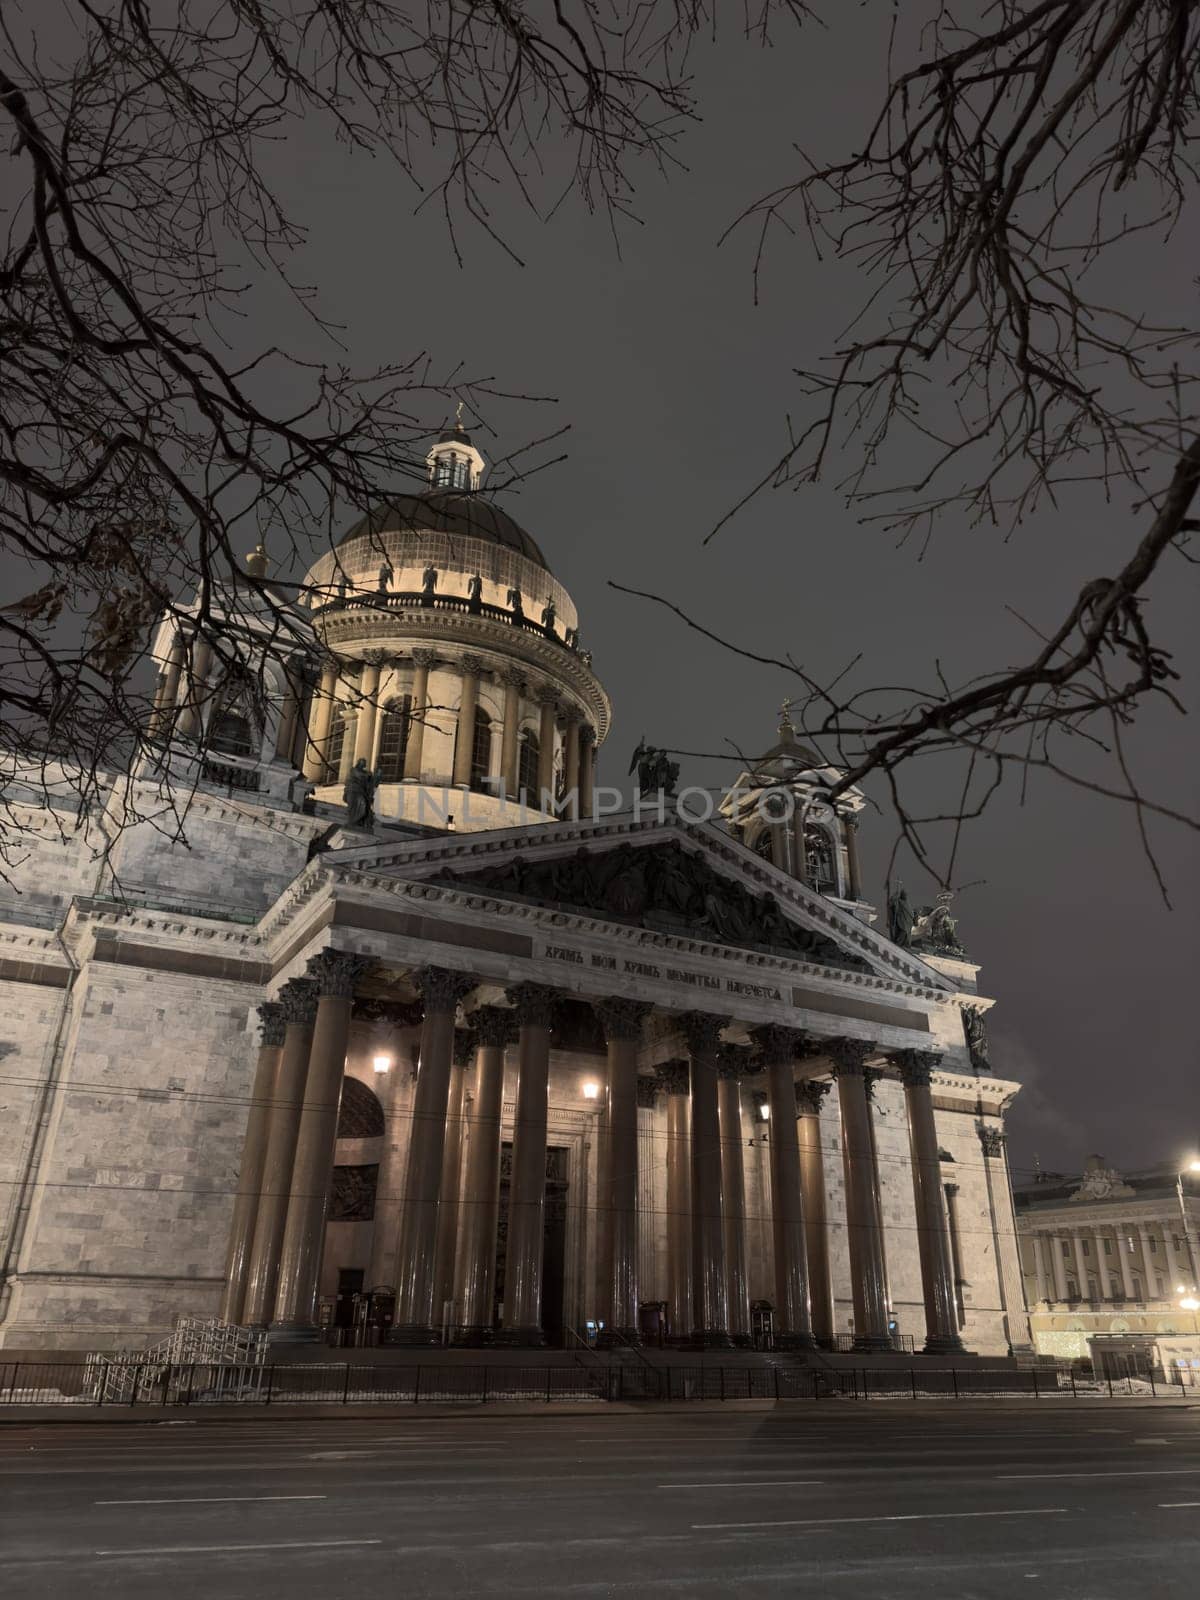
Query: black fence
[{"left": 0, "top": 1360, "right": 1194, "bottom": 1409}]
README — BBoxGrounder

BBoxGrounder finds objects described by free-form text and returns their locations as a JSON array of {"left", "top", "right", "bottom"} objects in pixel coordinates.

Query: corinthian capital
[
  {"left": 256, "top": 1001, "right": 286, "bottom": 1048},
  {"left": 470, "top": 1004, "right": 518, "bottom": 1049},
  {"left": 414, "top": 965, "right": 476, "bottom": 1014},
  {"left": 794, "top": 1077, "right": 831, "bottom": 1116},
  {"left": 305, "top": 950, "right": 374, "bottom": 999},
  {"left": 826, "top": 1037, "right": 875, "bottom": 1077},
  {"left": 655, "top": 1060, "right": 690, "bottom": 1095},
  {"left": 505, "top": 982, "right": 556, "bottom": 1028},
  {"left": 749, "top": 1023, "right": 804, "bottom": 1065},
  {"left": 595, "top": 997, "right": 652, "bottom": 1042},
  {"left": 678, "top": 1011, "right": 725, "bottom": 1058},
  {"left": 890, "top": 1048, "right": 943, "bottom": 1088},
  {"left": 278, "top": 977, "right": 320, "bottom": 1027}
]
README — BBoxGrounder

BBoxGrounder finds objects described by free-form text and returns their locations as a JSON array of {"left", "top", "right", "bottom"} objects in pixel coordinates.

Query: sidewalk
[{"left": 3, "top": 1395, "right": 1197, "bottom": 1425}]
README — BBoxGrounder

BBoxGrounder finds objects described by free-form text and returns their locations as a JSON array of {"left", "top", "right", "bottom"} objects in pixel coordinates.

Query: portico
[{"left": 219, "top": 812, "right": 1019, "bottom": 1354}]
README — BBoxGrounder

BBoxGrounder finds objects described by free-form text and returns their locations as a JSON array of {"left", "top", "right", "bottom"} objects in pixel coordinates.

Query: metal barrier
[{"left": 0, "top": 1361, "right": 1190, "bottom": 1408}]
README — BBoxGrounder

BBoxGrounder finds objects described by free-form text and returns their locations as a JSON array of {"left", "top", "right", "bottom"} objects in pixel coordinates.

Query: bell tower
[{"left": 720, "top": 702, "right": 870, "bottom": 919}]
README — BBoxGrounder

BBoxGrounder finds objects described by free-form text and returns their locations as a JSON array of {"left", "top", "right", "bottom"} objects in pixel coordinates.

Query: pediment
[
  {"left": 440, "top": 837, "right": 878, "bottom": 971},
  {"left": 328, "top": 813, "right": 954, "bottom": 990}
]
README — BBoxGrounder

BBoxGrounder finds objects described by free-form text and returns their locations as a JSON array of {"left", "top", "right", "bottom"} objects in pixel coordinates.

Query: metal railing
[
  {"left": 83, "top": 1316, "right": 267, "bottom": 1405},
  {"left": 1, "top": 1360, "right": 1193, "bottom": 1408},
  {"left": 829, "top": 1333, "right": 916, "bottom": 1354}
]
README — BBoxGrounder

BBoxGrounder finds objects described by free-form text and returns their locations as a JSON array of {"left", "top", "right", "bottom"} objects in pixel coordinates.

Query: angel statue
[{"left": 887, "top": 881, "right": 913, "bottom": 948}]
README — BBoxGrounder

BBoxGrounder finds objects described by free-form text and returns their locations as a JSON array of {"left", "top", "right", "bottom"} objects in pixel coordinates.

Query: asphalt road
[{"left": 2, "top": 1404, "right": 1198, "bottom": 1598}]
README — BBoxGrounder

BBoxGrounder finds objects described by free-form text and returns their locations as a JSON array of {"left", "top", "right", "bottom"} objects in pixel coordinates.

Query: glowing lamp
[
  {"left": 581, "top": 1081, "right": 601, "bottom": 1101},
  {"left": 372, "top": 1054, "right": 392, "bottom": 1074}
]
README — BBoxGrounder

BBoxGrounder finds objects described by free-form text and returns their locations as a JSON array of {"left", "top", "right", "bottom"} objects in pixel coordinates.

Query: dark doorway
[
  {"left": 496, "top": 1144, "right": 570, "bottom": 1342},
  {"left": 335, "top": 1267, "right": 364, "bottom": 1329}
]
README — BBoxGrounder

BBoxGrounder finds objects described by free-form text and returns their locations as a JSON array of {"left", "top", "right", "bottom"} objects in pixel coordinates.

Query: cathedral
[{"left": 0, "top": 427, "right": 1029, "bottom": 1358}]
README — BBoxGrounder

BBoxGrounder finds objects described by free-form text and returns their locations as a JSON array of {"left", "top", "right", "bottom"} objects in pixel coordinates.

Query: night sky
[{"left": 9, "top": 13, "right": 1198, "bottom": 1177}]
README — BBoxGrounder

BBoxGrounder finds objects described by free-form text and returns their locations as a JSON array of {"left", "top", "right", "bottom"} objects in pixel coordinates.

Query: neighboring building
[
  {"left": 0, "top": 428, "right": 1028, "bottom": 1358},
  {"left": 1014, "top": 1156, "right": 1200, "bottom": 1362}
]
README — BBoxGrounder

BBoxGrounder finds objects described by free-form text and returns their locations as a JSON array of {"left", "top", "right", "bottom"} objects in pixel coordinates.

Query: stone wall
[{"left": 0, "top": 962, "right": 260, "bottom": 1350}]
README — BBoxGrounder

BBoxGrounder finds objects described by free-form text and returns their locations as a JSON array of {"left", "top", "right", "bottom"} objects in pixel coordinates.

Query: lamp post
[
  {"left": 1176, "top": 1159, "right": 1200, "bottom": 1334},
  {"left": 1177, "top": 1158, "right": 1200, "bottom": 1280}
]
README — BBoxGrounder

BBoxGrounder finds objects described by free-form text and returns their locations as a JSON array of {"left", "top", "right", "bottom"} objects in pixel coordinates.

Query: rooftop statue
[
  {"left": 343, "top": 758, "right": 378, "bottom": 830},
  {"left": 629, "top": 737, "right": 680, "bottom": 798},
  {"left": 887, "top": 880, "right": 913, "bottom": 948},
  {"left": 911, "top": 892, "right": 967, "bottom": 957}
]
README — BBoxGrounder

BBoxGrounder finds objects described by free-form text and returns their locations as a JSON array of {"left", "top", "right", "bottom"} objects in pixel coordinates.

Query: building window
[
  {"left": 1174, "top": 1235, "right": 1185, "bottom": 1253},
  {"left": 803, "top": 823, "right": 837, "bottom": 894},
  {"left": 376, "top": 696, "right": 412, "bottom": 782},
  {"left": 433, "top": 452, "right": 471, "bottom": 490},
  {"left": 518, "top": 730, "right": 539, "bottom": 801},
  {"left": 470, "top": 706, "right": 492, "bottom": 791},
  {"left": 1082, "top": 1239, "right": 1091, "bottom": 1256},
  {"left": 1110, "top": 1278, "right": 1121, "bottom": 1297},
  {"left": 1061, "top": 1240, "right": 1071, "bottom": 1259},
  {"left": 209, "top": 707, "right": 254, "bottom": 757},
  {"left": 326, "top": 712, "right": 347, "bottom": 776},
  {"left": 1067, "top": 1280, "right": 1078, "bottom": 1298},
  {"left": 1103, "top": 1237, "right": 1112, "bottom": 1255},
  {"left": 1149, "top": 1235, "right": 1159, "bottom": 1253},
  {"left": 1156, "top": 1276, "right": 1166, "bottom": 1297}
]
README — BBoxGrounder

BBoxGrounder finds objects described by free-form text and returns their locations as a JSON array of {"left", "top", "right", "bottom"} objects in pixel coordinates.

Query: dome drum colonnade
[{"left": 220, "top": 956, "right": 966, "bottom": 1356}]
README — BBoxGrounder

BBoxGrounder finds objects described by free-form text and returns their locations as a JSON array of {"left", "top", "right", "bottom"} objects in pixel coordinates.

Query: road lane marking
[
  {"left": 95, "top": 1495, "right": 327, "bottom": 1505},
  {"left": 96, "top": 1538, "right": 382, "bottom": 1557},
  {"left": 693, "top": 1508, "right": 1069, "bottom": 1531},
  {"left": 658, "top": 1481, "right": 824, "bottom": 1490},
  {"left": 998, "top": 1469, "right": 1200, "bottom": 1480},
  {"left": 1160, "top": 1502, "right": 1200, "bottom": 1508}
]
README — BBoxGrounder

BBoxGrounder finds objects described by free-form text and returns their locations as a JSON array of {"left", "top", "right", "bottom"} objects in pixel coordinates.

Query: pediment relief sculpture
[{"left": 434, "top": 839, "right": 871, "bottom": 972}]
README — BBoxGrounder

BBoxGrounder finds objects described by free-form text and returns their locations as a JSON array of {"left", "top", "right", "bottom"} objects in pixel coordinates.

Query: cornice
[
  {"left": 319, "top": 863, "right": 947, "bottom": 1012},
  {"left": 325, "top": 810, "right": 958, "bottom": 997}
]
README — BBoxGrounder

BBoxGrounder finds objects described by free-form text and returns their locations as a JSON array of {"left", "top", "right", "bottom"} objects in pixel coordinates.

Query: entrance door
[{"left": 335, "top": 1267, "right": 363, "bottom": 1330}]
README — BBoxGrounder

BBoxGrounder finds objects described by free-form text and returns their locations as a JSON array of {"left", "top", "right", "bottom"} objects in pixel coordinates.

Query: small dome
[{"left": 337, "top": 491, "right": 550, "bottom": 571}]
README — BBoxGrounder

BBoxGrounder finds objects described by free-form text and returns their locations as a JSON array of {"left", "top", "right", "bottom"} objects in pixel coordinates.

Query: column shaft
[
  {"left": 353, "top": 662, "right": 382, "bottom": 765},
  {"left": 149, "top": 633, "right": 185, "bottom": 736},
  {"left": 500, "top": 986, "right": 554, "bottom": 1343},
  {"left": 895, "top": 1052, "right": 964, "bottom": 1353},
  {"left": 403, "top": 651, "right": 433, "bottom": 780},
  {"left": 366, "top": 1034, "right": 415, "bottom": 1294},
  {"left": 1052, "top": 1233, "right": 1071, "bottom": 1301},
  {"left": 796, "top": 1080, "right": 834, "bottom": 1345},
  {"left": 275, "top": 663, "right": 302, "bottom": 762},
  {"left": 658, "top": 1066, "right": 692, "bottom": 1341},
  {"left": 578, "top": 728, "right": 595, "bottom": 818},
  {"left": 219, "top": 1006, "right": 284, "bottom": 1324},
  {"left": 844, "top": 815, "right": 863, "bottom": 900},
  {"left": 431, "top": 1057, "right": 469, "bottom": 1328},
  {"left": 1093, "top": 1230, "right": 1112, "bottom": 1298},
  {"left": 454, "top": 1021, "right": 510, "bottom": 1333},
  {"left": 830, "top": 1041, "right": 891, "bottom": 1349},
  {"left": 1114, "top": 1227, "right": 1133, "bottom": 1298},
  {"left": 452, "top": 659, "right": 481, "bottom": 787},
  {"left": 760, "top": 1036, "right": 814, "bottom": 1347},
  {"left": 605, "top": 1036, "right": 640, "bottom": 1339},
  {"left": 241, "top": 982, "right": 318, "bottom": 1326},
  {"left": 536, "top": 694, "right": 556, "bottom": 802},
  {"left": 391, "top": 970, "right": 471, "bottom": 1340},
  {"left": 271, "top": 954, "right": 369, "bottom": 1335},
  {"left": 596, "top": 999, "right": 650, "bottom": 1344},
  {"left": 302, "top": 664, "right": 338, "bottom": 782},
  {"left": 684, "top": 1015, "right": 730, "bottom": 1347},
  {"left": 499, "top": 673, "right": 523, "bottom": 796},
  {"left": 175, "top": 634, "right": 213, "bottom": 740},
  {"left": 1032, "top": 1234, "right": 1049, "bottom": 1304},
  {"left": 718, "top": 1073, "right": 751, "bottom": 1343},
  {"left": 563, "top": 718, "right": 581, "bottom": 818}
]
